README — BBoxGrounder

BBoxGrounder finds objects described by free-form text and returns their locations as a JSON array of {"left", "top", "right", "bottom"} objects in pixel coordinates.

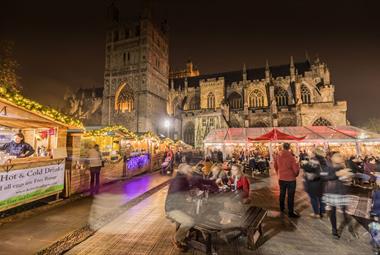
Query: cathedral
[{"left": 63, "top": 5, "right": 347, "bottom": 148}]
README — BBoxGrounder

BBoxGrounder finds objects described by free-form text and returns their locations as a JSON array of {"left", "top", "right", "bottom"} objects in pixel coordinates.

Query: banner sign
[{"left": 0, "top": 161, "right": 65, "bottom": 210}]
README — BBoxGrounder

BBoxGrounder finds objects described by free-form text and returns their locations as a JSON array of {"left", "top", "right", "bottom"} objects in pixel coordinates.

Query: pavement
[
  {"left": 64, "top": 170, "right": 374, "bottom": 255},
  {"left": 0, "top": 172, "right": 171, "bottom": 255}
]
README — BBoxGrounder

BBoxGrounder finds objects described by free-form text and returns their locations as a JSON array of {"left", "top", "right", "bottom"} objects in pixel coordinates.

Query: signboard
[{"left": 0, "top": 161, "right": 65, "bottom": 210}]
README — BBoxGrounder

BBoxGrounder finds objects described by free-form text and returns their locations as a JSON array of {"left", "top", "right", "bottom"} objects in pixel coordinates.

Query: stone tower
[{"left": 101, "top": 4, "right": 169, "bottom": 133}]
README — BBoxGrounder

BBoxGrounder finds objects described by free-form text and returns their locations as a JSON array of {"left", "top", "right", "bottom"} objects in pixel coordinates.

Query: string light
[{"left": 0, "top": 86, "right": 83, "bottom": 128}]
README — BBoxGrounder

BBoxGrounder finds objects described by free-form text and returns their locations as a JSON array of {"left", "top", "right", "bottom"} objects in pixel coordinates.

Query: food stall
[
  {"left": 0, "top": 87, "right": 82, "bottom": 211},
  {"left": 204, "top": 126, "right": 380, "bottom": 160},
  {"left": 121, "top": 131, "right": 163, "bottom": 172}
]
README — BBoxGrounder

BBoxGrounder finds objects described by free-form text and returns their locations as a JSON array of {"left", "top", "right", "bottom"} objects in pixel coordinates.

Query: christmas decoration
[{"left": 0, "top": 86, "right": 83, "bottom": 128}]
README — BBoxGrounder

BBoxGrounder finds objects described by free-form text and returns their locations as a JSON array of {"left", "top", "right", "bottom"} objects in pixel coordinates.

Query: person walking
[
  {"left": 87, "top": 144, "right": 103, "bottom": 195},
  {"left": 274, "top": 143, "right": 300, "bottom": 218},
  {"left": 322, "top": 152, "right": 354, "bottom": 239},
  {"left": 301, "top": 147, "right": 326, "bottom": 218}
]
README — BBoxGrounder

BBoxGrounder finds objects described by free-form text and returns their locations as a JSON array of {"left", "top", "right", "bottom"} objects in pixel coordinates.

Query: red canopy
[{"left": 248, "top": 128, "right": 305, "bottom": 141}]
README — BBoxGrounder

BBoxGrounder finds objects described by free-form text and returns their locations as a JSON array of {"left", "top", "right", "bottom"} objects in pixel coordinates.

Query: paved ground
[
  {"left": 65, "top": 171, "right": 374, "bottom": 255},
  {"left": 0, "top": 172, "right": 170, "bottom": 255}
]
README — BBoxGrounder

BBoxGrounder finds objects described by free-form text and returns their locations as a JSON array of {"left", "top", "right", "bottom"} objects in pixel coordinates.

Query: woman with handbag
[{"left": 87, "top": 144, "right": 103, "bottom": 195}]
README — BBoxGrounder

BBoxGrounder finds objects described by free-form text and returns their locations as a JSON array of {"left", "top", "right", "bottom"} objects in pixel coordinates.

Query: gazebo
[{"left": 204, "top": 126, "right": 380, "bottom": 160}]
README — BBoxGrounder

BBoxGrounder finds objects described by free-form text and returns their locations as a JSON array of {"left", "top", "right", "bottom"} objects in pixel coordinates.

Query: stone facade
[
  {"left": 101, "top": 8, "right": 169, "bottom": 133},
  {"left": 169, "top": 57, "right": 348, "bottom": 148}
]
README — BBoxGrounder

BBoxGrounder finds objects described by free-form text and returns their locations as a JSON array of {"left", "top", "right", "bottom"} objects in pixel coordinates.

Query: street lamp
[{"left": 164, "top": 119, "right": 170, "bottom": 138}]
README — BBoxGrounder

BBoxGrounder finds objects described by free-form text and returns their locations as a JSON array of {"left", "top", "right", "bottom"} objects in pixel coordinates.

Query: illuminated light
[{"left": 127, "top": 154, "right": 150, "bottom": 170}]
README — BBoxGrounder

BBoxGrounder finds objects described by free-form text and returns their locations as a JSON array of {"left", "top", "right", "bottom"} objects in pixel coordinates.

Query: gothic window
[
  {"left": 228, "top": 92, "right": 243, "bottom": 109},
  {"left": 249, "top": 89, "right": 264, "bottom": 108},
  {"left": 172, "top": 97, "right": 182, "bottom": 116},
  {"left": 188, "top": 96, "right": 200, "bottom": 110},
  {"left": 184, "top": 122, "right": 195, "bottom": 146},
  {"left": 115, "top": 84, "right": 134, "bottom": 113},
  {"left": 275, "top": 87, "right": 288, "bottom": 106},
  {"left": 202, "top": 119, "right": 207, "bottom": 127},
  {"left": 312, "top": 117, "right": 332, "bottom": 126},
  {"left": 207, "top": 92, "right": 215, "bottom": 109},
  {"left": 123, "top": 53, "right": 126, "bottom": 65},
  {"left": 301, "top": 84, "right": 311, "bottom": 104}
]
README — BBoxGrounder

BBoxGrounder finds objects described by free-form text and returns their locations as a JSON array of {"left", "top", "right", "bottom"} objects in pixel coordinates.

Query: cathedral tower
[{"left": 101, "top": 4, "right": 169, "bottom": 133}]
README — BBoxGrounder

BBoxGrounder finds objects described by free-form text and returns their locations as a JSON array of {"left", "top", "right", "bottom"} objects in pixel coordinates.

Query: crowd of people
[{"left": 165, "top": 143, "right": 380, "bottom": 254}]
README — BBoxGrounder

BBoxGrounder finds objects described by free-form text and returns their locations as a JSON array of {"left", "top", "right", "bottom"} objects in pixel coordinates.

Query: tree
[
  {"left": 362, "top": 118, "right": 380, "bottom": 134},
  {"left": 0, "top": 40, "right": 21, "bottom": 91}
]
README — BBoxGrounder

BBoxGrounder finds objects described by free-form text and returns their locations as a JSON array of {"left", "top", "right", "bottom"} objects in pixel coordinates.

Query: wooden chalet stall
[{"left": 0, "top": 91, "right": 82, "bottom": 211}]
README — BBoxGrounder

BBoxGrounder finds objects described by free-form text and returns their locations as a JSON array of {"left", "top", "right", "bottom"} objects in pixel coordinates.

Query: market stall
[
  {"left": 70, "top": 125, "right": 148, "bottom": 194},
  {"left": 0, "top": 88, "right": 82, "bottom": 211},
  {"left": 204, "top": 126, "right": 380, "bottom": 160}
]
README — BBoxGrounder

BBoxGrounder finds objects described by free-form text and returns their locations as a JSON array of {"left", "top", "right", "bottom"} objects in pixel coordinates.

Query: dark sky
[{"left": 1, "top": 0, "right": 380, "bottom": 125}]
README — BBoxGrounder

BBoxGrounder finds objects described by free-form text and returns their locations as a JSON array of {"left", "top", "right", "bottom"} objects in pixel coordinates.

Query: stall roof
[
  {"left": 204, "top": 126, "right": 380, "bottom": 144},
  {"left": 0, "top": 97, "right": 83, "bottom": 129}
]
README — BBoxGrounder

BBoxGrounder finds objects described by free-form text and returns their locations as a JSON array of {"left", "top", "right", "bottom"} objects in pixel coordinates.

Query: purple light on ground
[
  {"left": 127, "top": 154, "right": 150, "bottom": 170},
  {"left": 123, "top": 175, "right": 151, "bottom": 199}
]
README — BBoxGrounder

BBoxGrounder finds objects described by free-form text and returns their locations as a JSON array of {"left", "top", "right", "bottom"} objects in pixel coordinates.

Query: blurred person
[
  {"left": 165, "top": 161, "right": 218, "bottom": 251},
  {"left": 87, "top": 144, "right": 103, "bottom": 195},
  {"left": 217, "top": 148, "right": 224, "bottom": 163},
  {"left": 301, "top": 147, "right": 326, "bottom": 218},
  {"left": 274, "top": 143, "right": 300, "bottom": 218},
  {"left": 0, "top": 132, "right": 35, "bottom": 158},
  {"left": 322, "top": 152, "right": 355, "bottom": 239},
  {"left": 210, "top": 164, "right": 228, "bottom": 186}
]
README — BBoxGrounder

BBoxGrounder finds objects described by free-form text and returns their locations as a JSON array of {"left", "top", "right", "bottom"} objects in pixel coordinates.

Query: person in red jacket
[
  {"left": 274, "top": 143, "right": 300, "bottom": 218},
  {"left": 229, "top": 164, "right": 251, "bottom": 203}
]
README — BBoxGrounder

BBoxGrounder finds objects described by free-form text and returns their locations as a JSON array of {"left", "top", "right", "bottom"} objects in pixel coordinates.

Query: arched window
[
  {"left": 249, "top": 89, "right": 265, "bottom": 108},
  {"left": 183, "top": 122, "right": 195, "bottom": 146},
  {"left": 115, "top": 83, "right": 134, "bottom": 113},
  {"left": 275, "top": 87, "right": 288, "bottom": 106},
  {"left": 301, "top": 84, "right": 311, "bottom": 104},
  {"left": 312, "top": 117, "right": 332, "bottom": 126},
  {"left": 172, "top": 97, "right": 182, "bottom": 116},
  {"left": 207, "top": 92, "right": 215, "bottom": 109},
  {"left": 228, "top": 92, "right": 243, "bottom": 109},
  {"left": 188, "top": 96, "right": 200, "bottom": 110}
]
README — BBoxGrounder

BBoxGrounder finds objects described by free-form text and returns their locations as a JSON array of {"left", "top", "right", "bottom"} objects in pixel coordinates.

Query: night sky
[{"left": 1, "top": 0, "right": 379, "bottom": 125}]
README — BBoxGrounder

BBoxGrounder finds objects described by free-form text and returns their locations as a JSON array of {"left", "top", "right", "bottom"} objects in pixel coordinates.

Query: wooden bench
[{"left": 171, "top": 206, "right": 267, "bottom": 255}]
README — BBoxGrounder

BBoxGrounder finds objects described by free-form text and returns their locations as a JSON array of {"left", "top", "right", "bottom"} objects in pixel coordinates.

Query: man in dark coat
[{"left": 274, "top": 143, "right": 300, "bottom": 218}]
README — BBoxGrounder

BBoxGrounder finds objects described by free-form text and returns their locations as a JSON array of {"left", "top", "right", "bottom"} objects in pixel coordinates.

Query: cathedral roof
[{"left": 171, "top": 61, "right": 311, "bottom": 89}]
